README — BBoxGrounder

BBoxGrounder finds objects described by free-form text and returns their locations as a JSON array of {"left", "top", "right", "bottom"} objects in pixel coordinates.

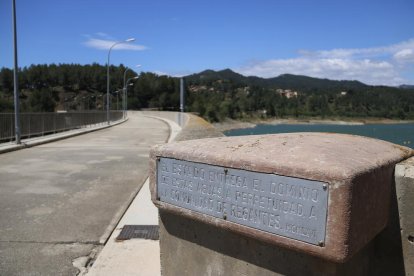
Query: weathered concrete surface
[
  {"left": 150, "top": 133, "right": 413, "bottom": 263},
  {"left": 396, "top": 157, "right": 414, "bottom": 275},
  {"left": 88, "top": 239, "right": 160, "bottom": 276},
  {"left": 0, "top": 112, "right": 169, "bottom": 275},
  {"left": 141, "top": 111, "right": 224, "bottom": 140},
  {"left": 86, "top": 112, "right": 222, "bottom": 275},
  {"left": 142, "top": 111, "right": 189, "bottom": 129},
  {"left": 159, "top": 210, "right": 377, "bottom": 276},
  {"left": 86, "top": 113, "right": 184, "bottom": 276},
  {"left": 0, "top": 242, "right": 99, "bottom": 276},
  {"left": 174, "top": 113, "right": 224, "bottom": 141}
]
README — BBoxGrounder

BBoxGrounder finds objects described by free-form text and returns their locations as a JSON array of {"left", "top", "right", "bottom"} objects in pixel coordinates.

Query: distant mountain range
[
  {"left": 1, "top": 64, "right": 412, "bottom": 120},
  {"left": 180, "top": 68, "right": 414, "bottom": 121},
  {"left": 185, "top": 69, "right": 411, "bottom": 92},
  {"left": 399, "top": 84, "right": 414, "bottom": 89}
]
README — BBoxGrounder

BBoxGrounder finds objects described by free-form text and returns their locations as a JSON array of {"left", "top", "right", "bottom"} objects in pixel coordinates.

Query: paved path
[
  {"left": 86, "top": 115, "right": 183, "bottom": 276},
  {"left": 0, "top": 112, "right": 170, "bottom": 275}
]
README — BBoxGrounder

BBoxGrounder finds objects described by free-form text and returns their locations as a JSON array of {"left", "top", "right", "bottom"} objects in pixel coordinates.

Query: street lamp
[
  {"left": 95, "top": 94, "right": 101, "bottom": 109},
  {"left": 83, "top": 95, "right": 93, "bottom": 110},
  {"left": 106, "top": 38, "right": 135, "bottom": 125},
  {"left": 113, "top": 90, "right": 122, "bottom": 110},
  {"left": 12, "top": 0, "right": 20, "bottom": 144},
  {"left": 89, "top": 95, "right": 96, "bottom": 110},
  {"left": 125, "top": 76, "right": 138, "bottom": 117},
  {"left": 82, "top": 97, "right": 87, "bottom": 110},
  {"left": 123, "top": 65, "right": 141, "bottom": 119},
  {"left": 101, "top": 94, "right": 105, "bottom": 110}
]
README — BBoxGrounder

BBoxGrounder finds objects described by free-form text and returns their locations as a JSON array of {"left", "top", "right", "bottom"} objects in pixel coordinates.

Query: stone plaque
[{"left": 157, "top": 157, "right": 328, "bottom": 245}]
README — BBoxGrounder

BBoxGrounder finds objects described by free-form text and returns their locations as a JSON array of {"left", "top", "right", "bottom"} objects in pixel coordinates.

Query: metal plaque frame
[{"left": 157, "top": 157, "right": 328, "bottom": 245}]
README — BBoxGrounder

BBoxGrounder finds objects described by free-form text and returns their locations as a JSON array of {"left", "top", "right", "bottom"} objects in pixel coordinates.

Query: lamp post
[
  {"left": 90, "top": 95, "right": 95, "bottom": 110},
  {"left": 106, "top": 38, "right": 135, "bottom": 125},
  {"left": 123, "top": 65, "right": 141, "bottom": 119},
  {"left": 12, "top": 0, "right": 20, "bottom": 144},
  {"left": 101, "top": 94, "right": 105, "bottom": 110},
  {"left": 95, "top": 94, "right": 101, "bottom": 109},
  {"left": 82, "top": 97, "right": 86, "bottom": 110},
  {"left": 113, "top": 90, "right": 121, "bottom": 110},
  {"left": 80, "top": 95, "right": 92, "bottom": 110},
  {"left": 125, "top": 77, "right": 138, "bottom": 117}
]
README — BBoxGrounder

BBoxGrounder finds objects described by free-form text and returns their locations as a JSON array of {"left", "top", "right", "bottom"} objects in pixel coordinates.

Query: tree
[
  {"left": 28, "top": 88, "right": 56, "bottom": 112},
  {"left": 0, "top": 68, "right": 13, "bottom": 94},
  {"left": 1, "top": 65, "right": 413, "bottom": 121}
]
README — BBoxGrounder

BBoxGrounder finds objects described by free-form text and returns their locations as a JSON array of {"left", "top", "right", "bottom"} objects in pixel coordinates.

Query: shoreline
[{"left": 213, "top": 118, "right": 414, "bottom": 132}]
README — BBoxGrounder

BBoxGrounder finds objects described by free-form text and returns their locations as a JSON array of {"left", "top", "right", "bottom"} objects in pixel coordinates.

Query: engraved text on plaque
[{"left": 157, "top": 158, "right": 328, "bottom": 245}]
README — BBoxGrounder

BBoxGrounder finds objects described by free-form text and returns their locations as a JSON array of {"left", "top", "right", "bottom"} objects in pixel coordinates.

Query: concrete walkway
[
  {"left": 0, "top": 112, "right": 170, "bottom": 276},
  {"left": 84, "top": 112, "right": 228, "bottom": 276},
  {"left": 86, "top": 115, "right": 182, "bottom": 276}
]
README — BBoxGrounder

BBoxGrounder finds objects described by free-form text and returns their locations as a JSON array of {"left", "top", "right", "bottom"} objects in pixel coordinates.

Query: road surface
[{"left": 0, "top": 112, "right": 169, "bottom": 275}]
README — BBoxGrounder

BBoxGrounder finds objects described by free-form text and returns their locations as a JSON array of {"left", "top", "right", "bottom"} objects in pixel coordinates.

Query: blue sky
[{"left": 0, "top": 0, "right": 413, "bottom": 86}]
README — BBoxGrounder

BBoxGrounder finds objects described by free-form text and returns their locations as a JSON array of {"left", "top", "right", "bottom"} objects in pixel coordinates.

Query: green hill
[
  {"left": 184, "top": 69, "right": 414, "bottom": 121},
  {"left": 186, "top": 68, "right": 368, "bottom": 91},
  {"left": 1, "top": 64, "right": 413, "bottom": 122}
]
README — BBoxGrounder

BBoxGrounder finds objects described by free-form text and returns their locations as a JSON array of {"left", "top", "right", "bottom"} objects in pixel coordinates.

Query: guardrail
[{"left": 0, "top": 111, "right": 123, "bottom": 142}]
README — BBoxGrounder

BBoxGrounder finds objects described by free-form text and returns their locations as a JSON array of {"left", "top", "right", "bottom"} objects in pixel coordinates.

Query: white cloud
[
  {"left": 310, "top": 39, "right": 414, "bottom": 60},
  {"left": 235, "top": 39, "right": 414, "bottom": 86},
  {"left": 153, "top": 71, "right": 170, "bottom": 76},
  {"left": 394, "top": 49, "right": 414, "bottom": 63},
  {"left": 84, "top": 37, "right": 147, "bottom": 51},
  {"left": 95, "top": 32, "right": 110, "bottom": 38},
  {"left": 152, "top": 70, "right": 191, "bottom": 78}
]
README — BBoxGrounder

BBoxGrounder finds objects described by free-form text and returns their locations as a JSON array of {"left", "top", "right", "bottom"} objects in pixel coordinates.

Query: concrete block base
[
  {"left": 159, "top": 207, "right": 407, "bottom": 276},
  {"left": 396, "top": 157, "right": 414, "bottom": 275},
  {"left": 160, "top": 210, "right": 356, "bottom": 276},
  {"left": 151, "top": 133, "right": 414, "bottom": 275}
]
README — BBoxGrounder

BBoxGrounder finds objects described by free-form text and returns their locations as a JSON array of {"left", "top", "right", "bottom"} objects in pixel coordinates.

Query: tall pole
[
  {"left": 116, "top": 92, "right": 119, "bottom": 110},
  {"left": 106, "top": 45, "right": 114, "bottom": 125},
  {"left": 125, "top": 77, "right": 138, "bottom": 116},
  {"left": 123, "top": 65, "right": 140, "bottom": 119},
  {"left": 86, "top": 97, "right": 89, "bottom": 110},
  {"left": 122, "top": 87, "right": 125, "bottom": 119},
  {"left": 106, "top": 38, "right": 135, "bottom": 125},
  {"left": 123, "top": 67, "right": 131, "bottom": 119},
  {"left": 180, "top": 78, "right": 185, "bottom": 112},
  {"left": 12, "top": 0, "right": 21, "bottom": 144}
]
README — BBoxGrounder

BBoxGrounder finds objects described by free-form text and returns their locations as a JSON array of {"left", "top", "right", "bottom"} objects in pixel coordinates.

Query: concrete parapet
[
  {"left": 150, "top": 133, "right": 413, "bottom": 275},
  {"left": 173, "top": 113, "right": 225, "bottom": 141},
  {"left": 141, "top": 111, "right": 189, "bottom": 128},
  {"left": 141, "top": 111, "right": 224, "bottom": 142},
  {"left": 396, "top": 157, "right": 414, "bottom": 275}
]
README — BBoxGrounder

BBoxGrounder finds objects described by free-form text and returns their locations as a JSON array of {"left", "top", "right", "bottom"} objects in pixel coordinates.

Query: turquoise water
[{"left": 225, "top": 123, "right": 414, "bottom": 149}]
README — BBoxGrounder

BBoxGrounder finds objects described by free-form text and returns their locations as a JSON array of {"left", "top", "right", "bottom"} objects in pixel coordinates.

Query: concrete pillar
[{"left": 150, "top": 133, "right": 414, "bottom": 275}]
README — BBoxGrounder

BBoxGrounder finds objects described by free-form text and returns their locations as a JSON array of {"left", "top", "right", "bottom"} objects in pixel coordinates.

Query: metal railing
[{"left": 0, "top": 111, "right": 123, "bottom": 142}]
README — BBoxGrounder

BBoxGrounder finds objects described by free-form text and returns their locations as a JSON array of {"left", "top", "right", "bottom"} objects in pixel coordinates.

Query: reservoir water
[{"left": 225, "top": 123, "right": 414, "bottom": 149}]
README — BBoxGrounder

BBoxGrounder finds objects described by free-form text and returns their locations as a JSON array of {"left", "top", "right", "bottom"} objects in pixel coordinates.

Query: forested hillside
[
  {"left": 186, "top": 69, "right": 414, "bottom": 121},
  {"left": 1, "top": 64, "right": 414, "bottom": 122},
  {"left": 0, "top": 64, "right": 179, "bottom": 112}
]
